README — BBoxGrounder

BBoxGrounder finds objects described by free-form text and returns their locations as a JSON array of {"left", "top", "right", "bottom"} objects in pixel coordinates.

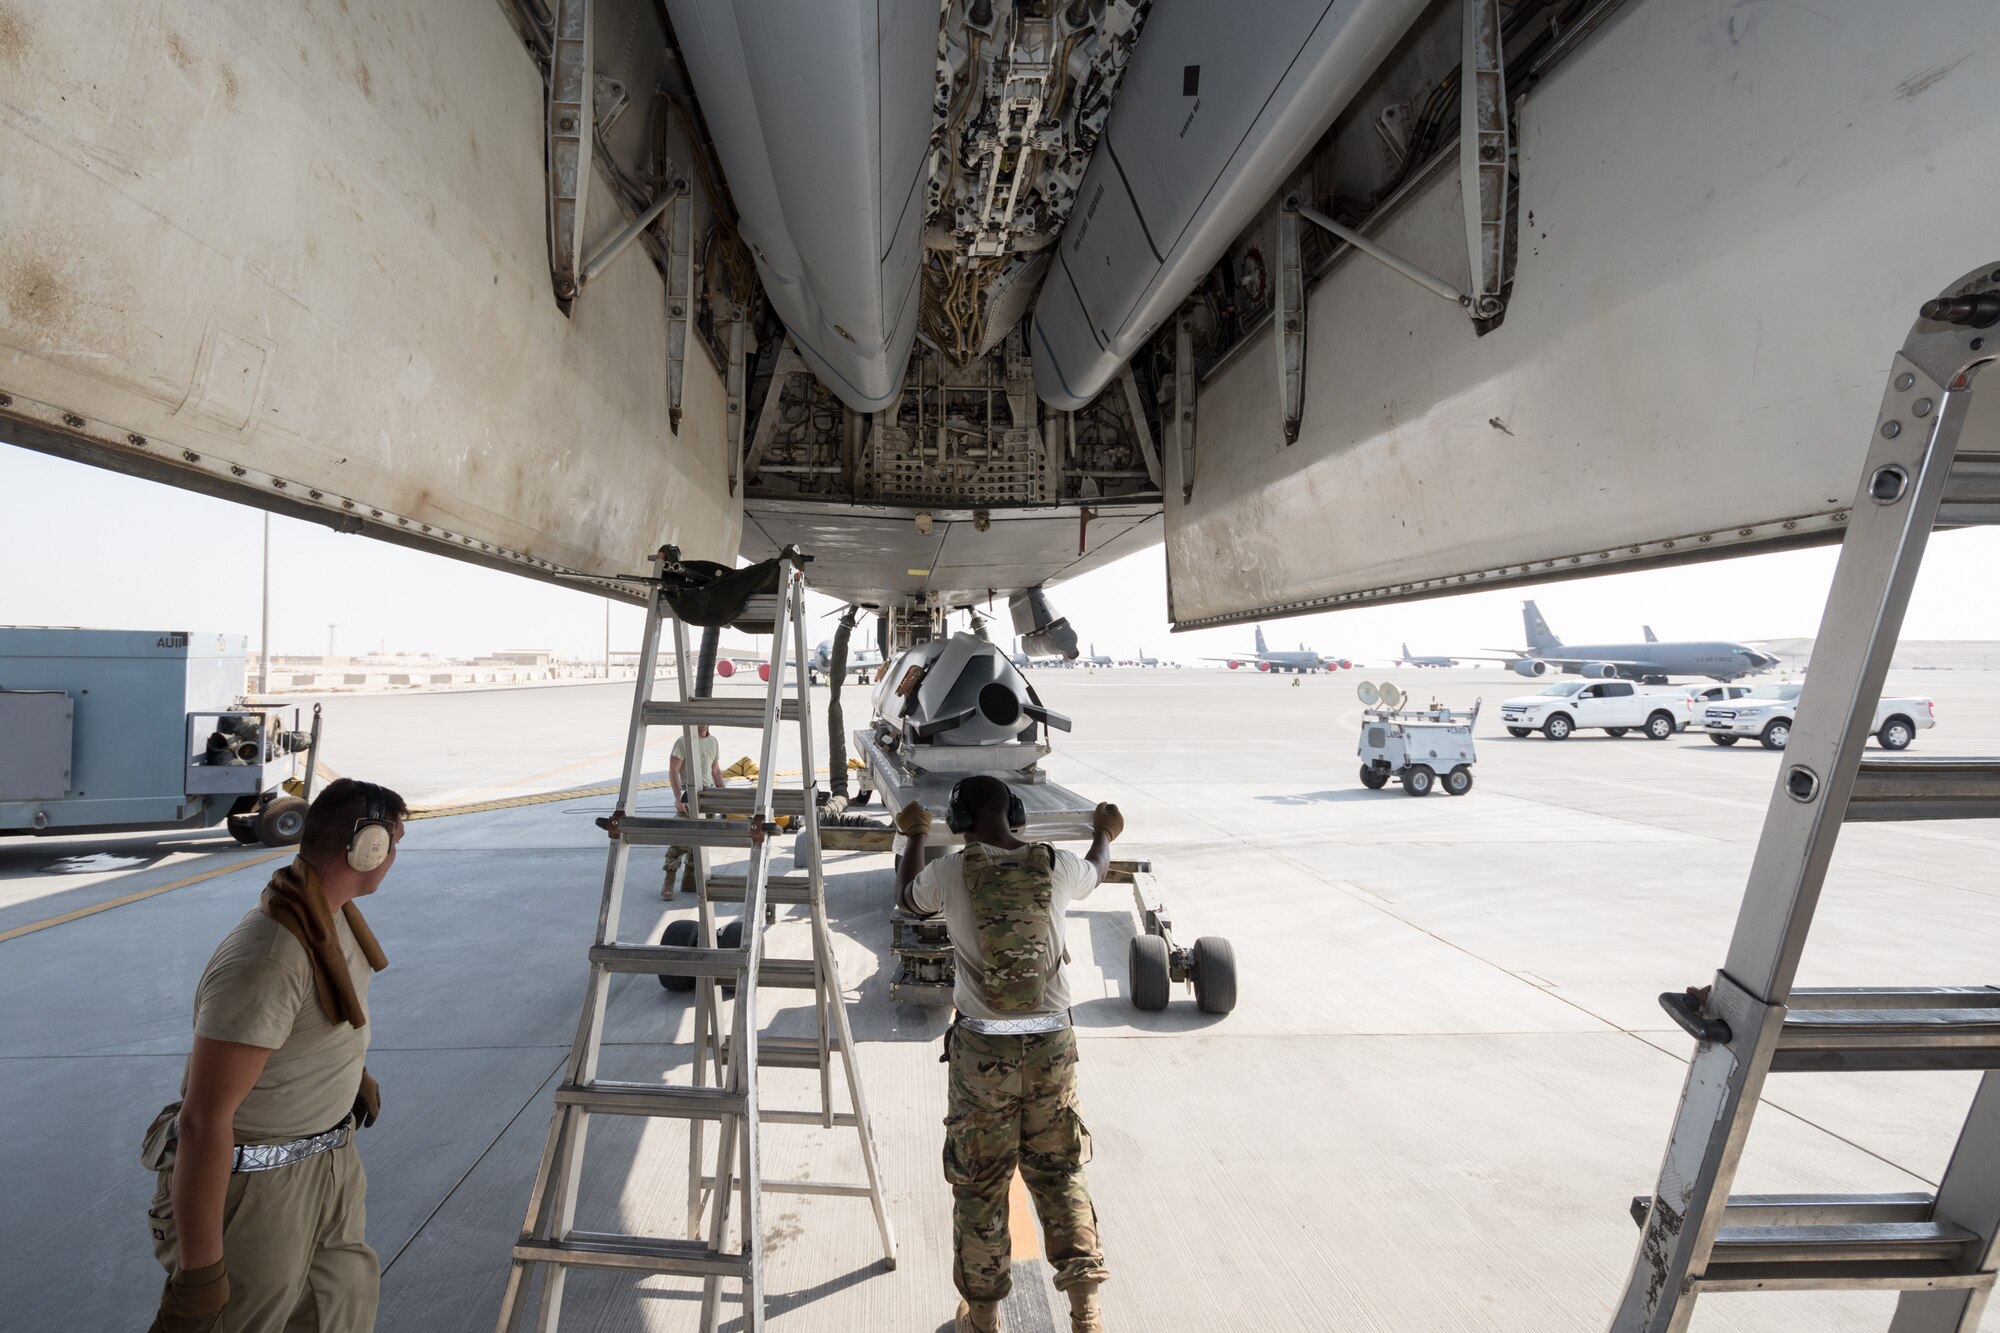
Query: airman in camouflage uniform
[{"left": 895, "top": 776, "right": 1124, "bottom": 1333}]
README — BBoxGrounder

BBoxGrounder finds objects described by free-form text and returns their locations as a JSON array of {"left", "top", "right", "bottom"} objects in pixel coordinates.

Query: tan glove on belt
[
  {"left": 1091, "top": 802, "right": 1124, "bottom": 841},
  {"left": 894, "top": 801, "right": 933, "bottom": 836},
  {"left": 150, "top": 1259, "right": 228, "bottom": 1333}
]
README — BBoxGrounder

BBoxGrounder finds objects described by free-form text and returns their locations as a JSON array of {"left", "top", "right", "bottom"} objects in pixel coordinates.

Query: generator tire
[
  {"left": 1401, "top": 765, "right": 1435, "bottom": 797},
  {"left": 1645, "top": 711, "right": 1677, "bottom": 741},
  {"left": 1605, "top": 728, "right": 1629, "bottom": 738},
  {"left": 1191, "top": 937, "right": 1237, "bottom": 1015},
  {"left": 1506, "top": 726, "right": 1532, "bottom": 738},
  {"left": 1710, "top": 734, "right": 1740, "bottom": 746},
  {"left": 1359, "top": 765, "right": 1389, "bottom": 790},
  {"left": 1542, "top": 714, "right": 1573, "bottom": 740},
  {"left": 1129, "top": 934, "right": 1171, "bottom": 1011},
  {"left": 227, "top": 815, "right": 262, "bottom": 845},
  {"left": 256, "top": 797, "right": 308, "bottom": 847},
  {"left": 658, "top": 919, "right": 700, "bottom": 991},
  {"left": 1444, "top": 766, "right": 1474, "bottom": 796},
  {"left": 1761, "top": 719, "right": 1792, "bottom": 751}
]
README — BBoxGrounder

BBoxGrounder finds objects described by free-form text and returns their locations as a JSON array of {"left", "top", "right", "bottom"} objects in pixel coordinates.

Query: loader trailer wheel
[
  {"left": 256, "top": 796, "right": 308, "bottom": 847},
  {"left": 1401, "top": 765, "right": 1435, "bottom": 797},
  {"left": 1444, "top": 766, "right": 1474, "bottom": 796},
  {"left": 227, "top": 815, "right": 262, "bottom": 845},
  {"left": 1359, "top": 765, "right": 1389, "bottom": 790},
  {"left": 1129, "top": 934, "right": 1171, "bottom": 1011},
  {"left": 1191, "top": 937, "right": 1237, "bottom": 1015},
  {"left": 659, "top": 919, "right": 700, "bottom": 991}
]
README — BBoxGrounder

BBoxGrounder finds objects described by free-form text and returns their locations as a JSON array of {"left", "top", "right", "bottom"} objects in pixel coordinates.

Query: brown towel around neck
[{"left": 261, "top": 858, "right": 388, "bottom": 1028}]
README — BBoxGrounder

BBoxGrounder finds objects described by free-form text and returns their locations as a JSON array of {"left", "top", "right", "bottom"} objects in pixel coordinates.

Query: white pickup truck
[
  {"left": 1499, "top": 680, "right": 1697, "bottom": 740},
  {"left": 1702, "top": 681, "right": 1935, "bottom": 750}
]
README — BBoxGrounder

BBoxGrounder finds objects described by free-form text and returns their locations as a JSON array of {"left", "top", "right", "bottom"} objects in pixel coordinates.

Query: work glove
[
  {"left": 1091, "top": 803, "right": 1124, "bottom": 842},
  {"left": 149, "top": 1259, "right": 228, "bottom": 1333},
  {"left": 895, "top": 802, "right": 933, "bottom": 836},
  {"left": 353, "top": 1068, "right": 381, "bottom": 1129}
]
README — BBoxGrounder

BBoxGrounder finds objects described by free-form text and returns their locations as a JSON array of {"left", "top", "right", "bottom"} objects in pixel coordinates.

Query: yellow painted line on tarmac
[
  {"left": 440, "top": 745, "right": 633, "bottom": 809},
  {"left": 0, "top": 849, "right": 290, "bottom": 944},
  {"left": 1009, "top": 1171, "right": 1040, "bottom": 1259}
]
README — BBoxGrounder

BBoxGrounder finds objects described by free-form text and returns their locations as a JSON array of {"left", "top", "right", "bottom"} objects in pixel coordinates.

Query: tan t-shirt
[
  {"left": 184, "top": 906, "right": 372, "bottom": 1144},
  {"left": 671, "top": 734, "right": 721, "bottom": 792},
  {"left": 908, "top": 843, "right": 1099, "bottom": 1022}
]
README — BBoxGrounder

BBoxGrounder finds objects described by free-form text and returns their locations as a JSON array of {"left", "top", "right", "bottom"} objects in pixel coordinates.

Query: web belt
[
  {"left": 956, "top": 1011, "right": 1072, "bottom": 1036},
  {"left": 230, "top": 1118, "right": 354, "bottom": 1174}
]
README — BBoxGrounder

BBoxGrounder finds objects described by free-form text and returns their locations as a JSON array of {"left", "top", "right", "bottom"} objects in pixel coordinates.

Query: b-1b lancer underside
[{"left": 5, "top": 2, "right": 1998, "bottom": 662}]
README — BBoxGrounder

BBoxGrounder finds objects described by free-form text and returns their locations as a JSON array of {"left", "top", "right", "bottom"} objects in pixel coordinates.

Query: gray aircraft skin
[
  {"left": 1489, "top": 602, "right": 1779, "bottom": 683},
  {"left": 1397, "top": 642, "right": 1457, "bottom": 668}
]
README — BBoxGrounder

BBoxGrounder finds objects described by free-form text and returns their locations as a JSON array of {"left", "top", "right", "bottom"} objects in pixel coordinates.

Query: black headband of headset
[{"left": 354, "top": 781, "right": 391, "bottom": 831}]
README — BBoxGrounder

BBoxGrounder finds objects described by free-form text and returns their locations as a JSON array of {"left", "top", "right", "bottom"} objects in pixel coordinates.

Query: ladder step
[
  {"left": 731, "top": 594, "right": 779, "bottom": 634},
  {"left": 642, "top": 698, "right": 801, "bottom": 728},
  {"left": 1634, "top": 1192, "right": 1939, "bottom": 1229},
  {"left": 555, "top": 1080, "right": 748, "bottom": 1119},
  {"left": 705, "top": 873, "right": 814, "bottom": 905},
  {"left": 1774, "top": 988, "right": 2000, "bottom": 1071},
  {"left": 1939, "top": 451, "right": 2000, "bottom": 526},
  {"left": 721, "top": 1034, "right": 842, "bottom": 1070},
  {"left": 512, "top": 1232, "right": 751, "bottom": 1279},
  {"left": 700, "top": 1174, "right": 875, "bottom": 1197},
  {"left": 1848, "top": 756, "right": 2000, "bottom": 821},
  {"left": 612, "top": 816, "right": 775, "bottom": 847},
  {"left": 759, "top": 958, "right": 820, "bottom": 989},
  {"left": 696, "top": 787, "right": 811, "bottom": 815},
  {"left": 588, "top": 942, "right": 747, "bottom": 978}
]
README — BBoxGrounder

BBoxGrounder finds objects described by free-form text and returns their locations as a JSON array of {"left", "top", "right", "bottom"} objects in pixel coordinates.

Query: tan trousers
[{"left": 149, "top": 1138, "right": 377, "bottom": 1333}]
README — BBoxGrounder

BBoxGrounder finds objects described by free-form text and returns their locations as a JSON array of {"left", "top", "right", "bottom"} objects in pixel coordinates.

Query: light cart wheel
[
  {"left": 1443, "top": 766, "right": 1474, "bottom": 796},
  {"left": 1359, "top": 765, "right": 1389, "bottom": 790},
  {"left": 1191, "top": 937, "right": 1237, "bottom": 1015},
  {"left": 1129, "top": 934, "right": 1171, "bottom": 1011},
  {"left": 1400, "top": 765, "right": 1435, "bottom": 797},
  {"left": 717, "top": 919, "right": 743, "bottom": 998},
  {"left": 658, "top": 919, "right": 700, "bottom": 991}
]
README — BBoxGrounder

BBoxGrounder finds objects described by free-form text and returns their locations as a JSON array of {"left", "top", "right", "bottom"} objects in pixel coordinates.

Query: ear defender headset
[
  {"left": 946, "top": 778, "right": 1027, "bottom": 834},
  {"left": 346, "top": 782, "right": 397, "bottom": 874}
]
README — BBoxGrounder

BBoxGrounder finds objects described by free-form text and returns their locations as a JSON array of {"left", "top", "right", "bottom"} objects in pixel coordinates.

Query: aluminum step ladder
[
  {"left": 499, "top": 547, "right": 895, "bottom": 1333},
  {"left": 1610, "top": 263, "right": 2000, "bottom": 1332}
]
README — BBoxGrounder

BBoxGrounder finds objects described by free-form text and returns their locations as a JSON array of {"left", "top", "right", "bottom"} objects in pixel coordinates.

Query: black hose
[
  {"left": 876, "top": 613, "right": 890, "bottom": 660},
  {"left": 827, "top": 607, "right": 858, "bottom": 798},
  {"left": 696, "top": 624, "right": 720, "bottom": 698}
]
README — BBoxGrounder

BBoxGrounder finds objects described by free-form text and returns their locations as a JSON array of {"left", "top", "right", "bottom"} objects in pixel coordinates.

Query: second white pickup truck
[
  {"left": 1499, "top": 681, "right": 1697, "bottom": 740},
  {"left": 1702, "top": 681, "right": 1935, "bottom": 750}
]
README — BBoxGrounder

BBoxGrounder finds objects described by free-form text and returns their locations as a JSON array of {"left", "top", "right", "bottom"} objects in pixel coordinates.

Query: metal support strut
[
  {"left": 1170, "top": 316, "right": 1197, "bottom": 502},
  {"left": 1608, "top": 263, "right": 2000, "bottom": 1333},
  {"left": 544, "top": 0, "right": 591, "bottom": 303},
  {"left": 1460, "top": 0, "right": 1509, "bottom": 321}
]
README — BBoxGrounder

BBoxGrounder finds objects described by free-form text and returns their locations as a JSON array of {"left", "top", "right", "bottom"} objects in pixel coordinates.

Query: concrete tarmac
[{"left": 4, "top": 667, "right": 1996, "bottom": 1331}]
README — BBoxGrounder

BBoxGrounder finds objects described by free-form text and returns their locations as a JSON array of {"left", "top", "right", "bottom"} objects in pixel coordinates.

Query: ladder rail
[{"left": 1724, "top": 364, "right": 1978, "bottom": 1003}]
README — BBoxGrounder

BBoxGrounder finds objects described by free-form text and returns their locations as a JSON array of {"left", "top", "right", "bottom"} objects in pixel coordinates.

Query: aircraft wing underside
[{"left": 4, "top": 0, "right": 1997, "bottom": 627}]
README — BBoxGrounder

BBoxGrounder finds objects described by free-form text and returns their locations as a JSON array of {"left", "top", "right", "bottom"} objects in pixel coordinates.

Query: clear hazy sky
[{"left": 8, "top": 443, "right": 2000, "bottom": 665}]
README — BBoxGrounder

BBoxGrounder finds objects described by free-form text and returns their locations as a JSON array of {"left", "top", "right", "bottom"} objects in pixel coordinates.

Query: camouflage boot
[
  {"left": 660, "top": 848, "right": 686, "bottom": 900},
  {"left": 1068, "top": 1284, "right": 1104, "bottom": 1333},
  {"left": 955, "top": 1298, "right": 1000, "bottom": 1332}
]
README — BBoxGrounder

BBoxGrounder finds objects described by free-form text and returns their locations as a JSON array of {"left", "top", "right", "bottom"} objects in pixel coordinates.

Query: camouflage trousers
[{"left": 943, "top": 1023, "right": 1109, "bottom": 1302}]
